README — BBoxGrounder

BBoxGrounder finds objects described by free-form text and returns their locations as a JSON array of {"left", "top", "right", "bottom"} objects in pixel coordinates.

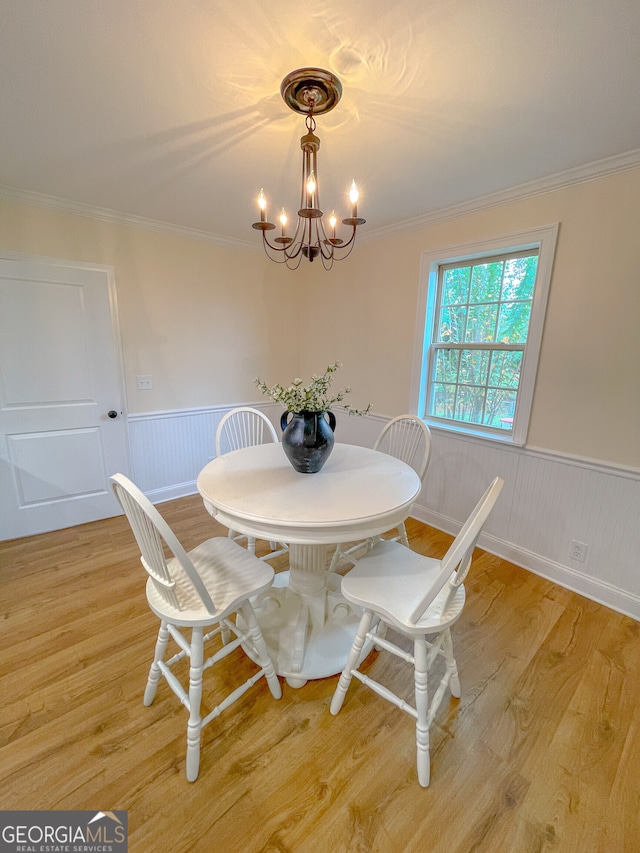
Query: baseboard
[
  {"left": 147, "top": 481, "right": 199, "bottom": 503},
  {"left": 412, "top": 505, "right": 640, "bottom": 621}
]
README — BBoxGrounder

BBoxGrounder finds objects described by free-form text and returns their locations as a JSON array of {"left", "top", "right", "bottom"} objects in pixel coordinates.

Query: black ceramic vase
[{"left": 280, "top": 410, "right": 336, "bottom": 473}]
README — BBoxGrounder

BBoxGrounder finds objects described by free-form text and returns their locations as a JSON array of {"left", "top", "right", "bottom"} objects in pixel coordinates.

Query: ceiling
[{"left": 2, "top": 0, "right": 639, "bottom": 246}]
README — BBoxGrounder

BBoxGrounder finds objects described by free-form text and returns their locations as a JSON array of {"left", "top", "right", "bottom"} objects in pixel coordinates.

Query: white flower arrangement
[{"left": 254, "top": 361, "right": 371, "bottom": 415}]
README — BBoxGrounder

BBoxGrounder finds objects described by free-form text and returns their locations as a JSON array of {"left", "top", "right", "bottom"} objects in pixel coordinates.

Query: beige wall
[
  {"left": 2, "top": 165, "right": 639, "bottom": 468},
  {"left": 300, "top": 167, "right": 640, "bottom": 468},
  {"left": 0, "top": 199, "right": 300, "bottom": 413}
]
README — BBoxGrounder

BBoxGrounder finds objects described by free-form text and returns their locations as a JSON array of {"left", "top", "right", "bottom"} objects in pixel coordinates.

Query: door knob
[{"left": 107, "top": 410, "right": 118, "bottom": 419}]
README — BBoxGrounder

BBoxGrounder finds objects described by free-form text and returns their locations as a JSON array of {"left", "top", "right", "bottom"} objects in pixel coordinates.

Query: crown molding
[
  {"left": 2, "top": 146, "right": 639, "bottom": 247},
  {"left": 0, "top": 184, "right": 258, "bottom": 251},
  {"left": 362, "top": 147, "right": 640, "bottom": 242}
]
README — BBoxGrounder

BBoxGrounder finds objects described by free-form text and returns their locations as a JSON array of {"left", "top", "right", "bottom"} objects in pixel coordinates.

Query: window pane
[
  {"left": 459, "top": 349, "right": 489, "bottom": 385},
  {"left": 431, "top": 383, "right": 456, "bottom": 419},
  {"left": 497, "top": 301, "right": 532, "bottom": 343},
  {"left": 501, "top": 256, "right": 538, "bottom": 300},
  {"left": 465, "top": 303, "right": 498, "bottom": 342},
  {"left": 442, "top": 267, "right": 471, "bottom": 305},
  {"left": 434, "top": 348, "right": 460, "bottom": 382},
  {"left": 454, "top": 385, "right": 485, "bottom": 425},
  {"left": 488, "top": 350, "right": 522, "bottom": 388},
  {"left": 470, "top": 261, "right": 503, "bottom": 303},
  {"left": 484, "top": 389, "right": 517, "bottom": 428},
  {"left": 438, "top": 305, "right": 467, "bottom": 343}
]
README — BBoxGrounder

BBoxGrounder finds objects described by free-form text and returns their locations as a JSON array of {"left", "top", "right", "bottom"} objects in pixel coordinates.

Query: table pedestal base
[{"left": 244, "top": 570, "right": 373, "bottom": 688}]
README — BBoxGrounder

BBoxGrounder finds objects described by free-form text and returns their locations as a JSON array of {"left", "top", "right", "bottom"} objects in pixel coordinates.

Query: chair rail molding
[{"left": 128, "top": 406, "right": 640, "bottom": 621}]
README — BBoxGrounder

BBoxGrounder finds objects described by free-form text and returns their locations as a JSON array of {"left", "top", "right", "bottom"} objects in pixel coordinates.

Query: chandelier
[{"left": 252, "top": 68, "right": 366, "bottom": 270}]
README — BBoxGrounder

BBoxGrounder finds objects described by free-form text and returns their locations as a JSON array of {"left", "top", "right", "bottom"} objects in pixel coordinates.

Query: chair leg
[
  {"left": 220, "top": 619, "right": 231, "bottom": 646},
  {"left": 238, "top": 602, "right": 282, "bottom": 699},
  {"left": 186, "top": 627, "right": 204, "bottom": 782},
  {"left": 329, "top": 540, "right": 372, "bottom": 574},
  {"left": 414, "top": 636, "right": 431, "bottom": 787},
  {"left": 442, "top": 628, "right": 461, "bottom": 698},
  {"left": 247, "top": 536, "right": 257, "bottom": 555},
  {"left": 144, "top": 621, "right": 170, "bottom": 706},
  {"left": 372, "top": 619, "right": 388, "bottom": 648},
  {"left": 328, "top": 543, "right": 345, "bottom": 572},
  {"left": 398, "top": 521, "right": 409, "bottom": 547},
  {"left": 330, "top": 609, "right": 374, "bottom": 715}
]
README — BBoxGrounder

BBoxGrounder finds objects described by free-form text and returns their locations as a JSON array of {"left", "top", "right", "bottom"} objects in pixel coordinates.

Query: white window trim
[{"left": 410, "top": 223, "right": 559, "bottom": 446}]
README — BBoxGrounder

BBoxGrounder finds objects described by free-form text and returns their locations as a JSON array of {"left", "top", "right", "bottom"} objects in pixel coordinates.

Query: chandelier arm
[
  {"left": 286, "top": 215, "right": 305, "bottom": 253},
  {"left": 316, "top": 214, "right": 335, "bottom": 248},
  {"left": 260, "top": 209, "right": 305, "bottom": 255},
  {"left": 325, "top": 228, "right": 358, "bottom": 263},
  {"left": 262, "top": 244, "right": 303, "bottom": 265},
  {"left": 260, "top": 231, "right": 290, "bottom": 256},
  {"left": 261, "top": 242, "right": 291, "bottom": 264},
  {"left": 260, "top": 230, "right": 305, "bottom": 263},
  {"left": 319, "top": 218, "right": 358, "bottom": 257},
  {"left": 319, "top": 243, "right": 334, "bottom": 261},
  {"left": 287, "top": 252, "right": 305, "bottom": 270},
  {"left": 334, "top": 239, "right": 357, "bottom": 260},
  {"left": 337, "top": 224, "right": 358, "bottom": 251},
  {"left": 320, "top": 252, "right": 335, "bottom": 271},
  {"left": 317, "top": 226, "right": 335, "bottom": 262},
  {"left": 314, "top": 198, "right": 339, "bottom": 263},
  {"left": 328, "top": 238, "right": 357, "bottom": 263}
]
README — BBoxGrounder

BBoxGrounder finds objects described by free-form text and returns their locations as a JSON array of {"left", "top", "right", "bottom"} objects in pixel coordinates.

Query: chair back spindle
[
  {"left": 213, "top": 408, "right": 287, "bottom": 562},
  {"left": 215, "top": 407, "right": 278, "bottom": 457},
  {"left": 111, "top": 474, "right": 216, "bottom": 614},
  {"left": 330, "top": 415, "right": 432, "bottom": 571},
  {"left": 374, "top": 415, "right": 432, "bottom": 481},
  {"left": 409, "top": 476, "right": 504, "bottom": 623}
]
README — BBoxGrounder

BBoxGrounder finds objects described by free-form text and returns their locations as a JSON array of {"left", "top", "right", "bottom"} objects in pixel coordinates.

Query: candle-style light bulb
[
  {"left": 306, "top": 171, "right": 316, "bottom": 203},
  {"left": 329, "top": 210, "right": 337, "bottom": 238},
  {"left": 349, "top": 180, "right": 359, "bottom": 217},
  {"left": 258, "top": 188, "right": 267, "bottom": 222},
  {"left": 279, "top": 207, "right": 288, "bottom": 235}
]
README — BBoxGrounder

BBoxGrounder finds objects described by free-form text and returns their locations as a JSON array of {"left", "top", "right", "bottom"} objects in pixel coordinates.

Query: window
[{"left": 413, "top": 224, "right": 558, "bottom": 445}]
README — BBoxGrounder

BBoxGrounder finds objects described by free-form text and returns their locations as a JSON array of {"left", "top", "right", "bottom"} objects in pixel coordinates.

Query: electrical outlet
[
  {"left": 137, "top": 375, "right": 153, "bottom": 391},
  {"left": 570, "top": 540, "right": 588, "bottom": 562}
]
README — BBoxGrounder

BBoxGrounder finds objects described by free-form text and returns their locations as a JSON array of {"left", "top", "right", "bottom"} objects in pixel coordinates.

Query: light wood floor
[{"left": 1, "top": 496, "right": 638, "bottom": 852}]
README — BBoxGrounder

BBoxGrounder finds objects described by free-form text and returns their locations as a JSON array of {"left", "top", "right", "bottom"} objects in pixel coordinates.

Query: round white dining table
[{"left": 196, "top": 442, "right": 421, "bottom": 687}]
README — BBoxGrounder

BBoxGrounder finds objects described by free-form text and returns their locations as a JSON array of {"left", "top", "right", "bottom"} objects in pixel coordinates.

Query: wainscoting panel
[
  {"left": 128, "top": 407, "right": 224, "bottom": 500},
  {"left": 128, "top": 406, "right": 640, "bottom": 620},
  {"left": 414, "top": 429, "right": 640, "bottom": 620}
]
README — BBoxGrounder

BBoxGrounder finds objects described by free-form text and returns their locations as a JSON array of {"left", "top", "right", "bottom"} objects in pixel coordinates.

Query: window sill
[{"left": 424, "top": 417, "right": 526, "bottom": 446}]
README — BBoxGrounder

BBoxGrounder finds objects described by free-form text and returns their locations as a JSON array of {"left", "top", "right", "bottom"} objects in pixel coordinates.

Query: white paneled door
[{"left": 0, "top": 257, "right": 129, "bottom": 541}]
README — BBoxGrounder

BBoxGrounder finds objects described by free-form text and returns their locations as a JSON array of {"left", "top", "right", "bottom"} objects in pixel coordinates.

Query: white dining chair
[
  {"left": 111, "top": 473, "right": 282, "bottom": 782},
  {"left": 215, "top": 407, "right": 288, "bottom": 561},
  {"left": 329, "top": 415, "right": 432, "bottom": 571},
  {"left": 330, "top": 476, "right": 504, "bottom": 787},
  {"left": 215, "top": 406, "right": 278, "bottom": 456}
]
